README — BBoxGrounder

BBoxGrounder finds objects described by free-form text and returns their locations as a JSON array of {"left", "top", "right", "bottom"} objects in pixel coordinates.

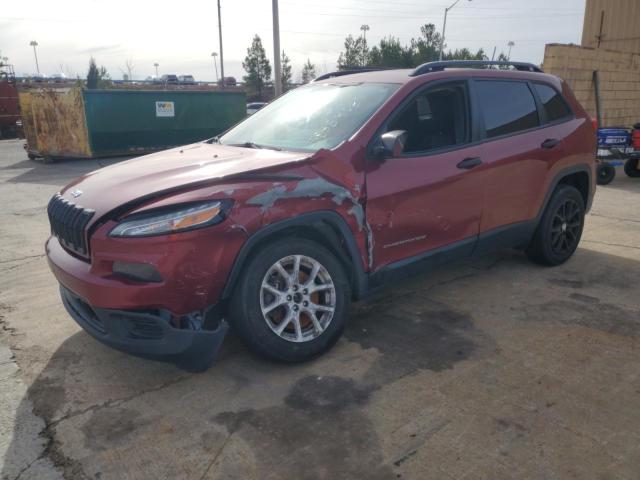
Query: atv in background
[{"left": 597, "top": 124, "right": 640, "bottom": 184}]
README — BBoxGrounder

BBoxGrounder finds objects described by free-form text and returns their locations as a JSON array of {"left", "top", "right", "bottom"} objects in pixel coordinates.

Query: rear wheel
[
  {"left": 229, "top": 238, "right": 350, "bottom": 362},
  {"left": 624, "top": 158, "right": 640, "bottom": 177},
  {"left": 596, "top": 164, "right": 616, "bottom": 185},
  {"left": 526, "top": 184, "right": 585, "bottom": 266}
]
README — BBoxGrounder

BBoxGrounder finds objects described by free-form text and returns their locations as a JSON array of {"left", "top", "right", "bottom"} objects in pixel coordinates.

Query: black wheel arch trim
[
  {"left": 221, "top": 210, "right": 369, "bottom": 300},
  {"left": 536, "top": 164, "right": 593, "bottom": 219}
]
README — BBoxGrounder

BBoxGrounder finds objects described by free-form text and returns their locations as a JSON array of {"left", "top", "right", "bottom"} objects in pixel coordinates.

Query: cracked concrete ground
[{"left": 0, "top": 137, "right": 639, "bottom": 479}]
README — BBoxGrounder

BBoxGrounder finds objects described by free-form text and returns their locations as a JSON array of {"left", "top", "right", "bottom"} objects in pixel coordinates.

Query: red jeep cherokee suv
[{"left": 46, "top": 61, "right": 596, "bottom": 370}]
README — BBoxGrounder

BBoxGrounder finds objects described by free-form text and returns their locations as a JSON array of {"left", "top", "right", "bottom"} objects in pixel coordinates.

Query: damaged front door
[{"left": 365, "top": 80, "right": 484, "bottom": 271}]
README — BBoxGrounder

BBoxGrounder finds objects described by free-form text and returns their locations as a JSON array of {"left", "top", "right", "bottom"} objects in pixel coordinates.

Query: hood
[{"left": 59, "top": 142, "right": 308, "bottom": 219}]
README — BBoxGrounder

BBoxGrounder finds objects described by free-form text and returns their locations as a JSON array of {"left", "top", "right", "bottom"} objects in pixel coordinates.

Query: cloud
[{"left": 77, "top": 44, "right": 125, "bottom": 55}]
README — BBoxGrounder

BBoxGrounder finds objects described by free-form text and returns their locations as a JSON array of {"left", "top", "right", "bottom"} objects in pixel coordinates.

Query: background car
[
  {"left": 160, "top": 74, "right": 179, "bottom": 85},
  {"left": 246, "top": 102, "right": 267, "bottom": 115},
  {"left": 179, "top": 75, "right": 196, "bottom": 85},
  {"left": 219, "top": 76, "right": 237, "bottom": 87}
]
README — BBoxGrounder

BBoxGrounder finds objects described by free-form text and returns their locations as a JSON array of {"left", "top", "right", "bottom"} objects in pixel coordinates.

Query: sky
[{"left": 1, "top": 0, "right": 586, "bottom": 82}]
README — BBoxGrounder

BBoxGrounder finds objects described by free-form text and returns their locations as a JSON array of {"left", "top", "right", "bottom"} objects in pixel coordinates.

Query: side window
[
  {"left": 387, "top": 82, "right": 469, "bottom": 154},
  {"left": 533, "top": 83, "right": 572, "bottom": 122},
  {"left": 475, "top": 80, "right": 539, "bottom": 138}
]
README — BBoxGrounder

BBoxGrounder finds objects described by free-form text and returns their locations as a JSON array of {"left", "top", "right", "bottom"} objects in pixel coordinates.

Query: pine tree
[
  {"left": 86, "top": 58, "right": 99, "bottom": 89},
  {"left": 281, "top": 51, "right": 292, "bottom": 91},
  {"left": 337, "top": 35, "right": 366, "bottom": 70},
  {"left": 242, "top": 35, "right": 272, "bottom": 97},
  {"left": 301, "top": 59, "right": 316, "bottom": 84}
]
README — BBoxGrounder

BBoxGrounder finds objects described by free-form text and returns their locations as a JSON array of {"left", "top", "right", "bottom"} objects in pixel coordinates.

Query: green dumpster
[{"left": 20, "top": 87, "right": 246, "bottom": 159}]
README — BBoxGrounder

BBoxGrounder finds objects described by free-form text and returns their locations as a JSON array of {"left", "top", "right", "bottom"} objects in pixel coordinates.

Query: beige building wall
[
  {"left": 582, "top": 0, "right": 640, "bottom": 54},
  {"left": 543, "top": 43, "right": 640, "bottom": 127}
]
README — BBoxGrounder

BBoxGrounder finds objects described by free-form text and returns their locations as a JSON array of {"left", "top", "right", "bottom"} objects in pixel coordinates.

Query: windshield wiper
[{"left": 229, "top": 141, "right": 282, "bottom": 151}]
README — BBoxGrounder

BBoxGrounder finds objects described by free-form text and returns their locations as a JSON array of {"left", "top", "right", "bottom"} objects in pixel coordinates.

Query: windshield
[{"left": 219, "top": 82, "right": 399, "bottom": 151}]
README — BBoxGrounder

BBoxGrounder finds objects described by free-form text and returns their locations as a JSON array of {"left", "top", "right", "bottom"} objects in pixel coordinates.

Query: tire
[
  {"left": 229, "top": 238, "right": 350, "bottom": 362},
  {"left": 526, "top": 184, "right": 585, "bottom": 266},
  {"left": 624, "top": 158, "right": 640, "bottom": 177},
  {"left": 27, "top": 153, "right": 37, "bottom": 160},
  {"left": 596, "top": 164, "right": 616, "bottom": 185}
]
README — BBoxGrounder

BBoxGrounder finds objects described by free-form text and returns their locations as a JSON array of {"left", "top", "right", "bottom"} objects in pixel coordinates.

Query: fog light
[{"left": 113, "top": 261, "right": 163, "bottom": 283}]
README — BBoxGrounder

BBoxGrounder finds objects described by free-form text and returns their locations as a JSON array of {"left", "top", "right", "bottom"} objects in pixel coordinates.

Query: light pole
[
  {"left": 217, "top": 0, "right": 225, "bottom": 87},
  {"left": 507, "top": 41, "right": 515, "bottom": 60},
  {"left": 272, "top": 0, "right": 282, "bottom": 96},
  {"left": 360, "top": 24, "right": 370, "bottom": 67},
  {"left": 439, "top": 0, "right": 472, "bottom": 61},
  {"left": 29, "top": 40, "right": 40, "bottom": 75},
  {"left": 211, "top": 52, "right": 219, "bottom": 82},
  {"left": 153, "top": 62, "right": 159, "bottom": 77}
]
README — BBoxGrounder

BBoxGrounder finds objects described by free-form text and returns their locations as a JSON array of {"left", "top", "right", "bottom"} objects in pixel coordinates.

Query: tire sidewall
[
  {"left": 537, "top": 185, "right": 585, "bottom": 265},
  {"left": 597, "top": 164, "right": 616, "bottom": 185},
  {"left": 624, "top": 158, "right": 640, "bottom": 177},
  {"left": 230, "top": 238, "right": 350, "bottom": 362}
]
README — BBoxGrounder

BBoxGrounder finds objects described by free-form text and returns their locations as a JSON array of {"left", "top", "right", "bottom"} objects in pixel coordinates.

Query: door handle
[
  {"left": 457, "top": 157, "right": 483, "bottom": 169},
  {"left": 541, "top": 138, "right": 561, "bottom": 149}
]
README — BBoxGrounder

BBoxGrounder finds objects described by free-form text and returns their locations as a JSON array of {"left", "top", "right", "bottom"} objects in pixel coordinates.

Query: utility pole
[
  {"left": 439, "top": 0, "right": 472, "bottom": 61},
  {"left": 29, "top": 41, "right": 40, "bottom": 75},
  {"left": 272, "top": 0, "right": 282, "bottom": 96},
  {"left": 211, "top": 52, "right": 219, "bottom": 82},
  {"left": 217, "top": 0, "right": 225, "bottom": 87},
  {"left": 360, "top": 24, "right": 370, "bottom": 67}
]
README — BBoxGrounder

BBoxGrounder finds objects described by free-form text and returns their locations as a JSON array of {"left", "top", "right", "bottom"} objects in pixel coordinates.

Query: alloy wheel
[
  {"left": 550, "top": 198, "right": 582, "bottom": 255},
  {"left": 260, "top": 255, "right": 336, "bottom": 343}
]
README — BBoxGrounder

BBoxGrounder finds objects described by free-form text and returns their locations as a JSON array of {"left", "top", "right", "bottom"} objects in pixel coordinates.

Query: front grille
[{"left": 47, "top": 193, "right": 95, "bottom": 257}]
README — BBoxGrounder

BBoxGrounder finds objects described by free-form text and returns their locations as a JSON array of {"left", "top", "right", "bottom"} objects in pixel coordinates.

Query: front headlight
[{"left": 109, "top": 200, "right": 231, "bottom": 237}]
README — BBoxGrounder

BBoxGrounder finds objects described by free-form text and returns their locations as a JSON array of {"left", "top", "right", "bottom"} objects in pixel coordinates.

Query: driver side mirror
[{"left": 372, "top": 130, "right": 408, "bottom": 160}]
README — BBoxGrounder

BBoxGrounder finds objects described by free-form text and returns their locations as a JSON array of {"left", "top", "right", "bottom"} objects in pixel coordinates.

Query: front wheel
[
  {"left": 596, "top": 164, "right": 616, "bottom": 185},
  {"left": 624, "top": 158, "right": 640, "bottom": 177},
  {"left": 526, "top": 184, "right": 585, "bottom": 266},
  {"left": 229, "top": 238, "right": 350, "bottom": 362}
]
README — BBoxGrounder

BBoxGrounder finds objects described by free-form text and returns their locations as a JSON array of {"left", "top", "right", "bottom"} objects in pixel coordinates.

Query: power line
[
  {"left": 283, "top": 0, "right": 580, "bottom": 12},
  {"left": 273, "top": 9, "right": 578, "bottom": 20}
]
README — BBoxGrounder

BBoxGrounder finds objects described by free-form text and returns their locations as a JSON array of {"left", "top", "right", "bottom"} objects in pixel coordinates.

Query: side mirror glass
[{"left": 379, "top": 130, "right": 408, "bottom": 158}]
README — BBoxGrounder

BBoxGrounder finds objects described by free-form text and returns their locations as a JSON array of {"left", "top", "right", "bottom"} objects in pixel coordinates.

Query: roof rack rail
[
  {"left": 313, "top": 68, "right": 383, "bottom": 82},
  {"left": 410, "top": 60, "right": 543, "bottom": 76}
]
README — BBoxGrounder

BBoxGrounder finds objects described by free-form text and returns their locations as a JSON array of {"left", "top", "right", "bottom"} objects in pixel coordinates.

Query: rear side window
[
  {"left": 533, "top": 83, "right": 572, "bottom": 122},
  {"left": 475, "top": 80, "right": 539, "bottom": 138}
]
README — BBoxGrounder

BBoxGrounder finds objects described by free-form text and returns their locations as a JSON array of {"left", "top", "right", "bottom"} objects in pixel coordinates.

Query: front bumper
[{"left": 60, "top": 286, "right": 228, "bottom": 370}]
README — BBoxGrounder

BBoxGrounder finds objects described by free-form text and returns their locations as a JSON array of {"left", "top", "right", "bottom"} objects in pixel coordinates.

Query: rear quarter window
[
  {"left": 533, "top": 83, "right": 572, "bottom": 122},
  {"left": 475, "top": 80, "right": 539, "bottom": 138}
]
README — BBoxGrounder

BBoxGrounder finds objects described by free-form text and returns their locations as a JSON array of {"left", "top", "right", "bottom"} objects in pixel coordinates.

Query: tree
[
  {"left": 301, "top": 59, "right": 316, "bottom": 84},
  {"left": 242, "top": 35, "right": 271, "bottom": 96},
  {"left": 86, "top": 58, "right": 99, "bottom": 89},
  {"left": 124, "top": 59, "right": 134, "bottom": 81},
  {"left": 444, "top": 48, "right": 486, "bottom": 61},
  {"left": 281, "top": 51, "right": 292, "bottom": 91},
  {"left": 411, "top": 24, "right": 442, "bottom": 65},
  {"left": 86, "top": 58, "right": 111, "bottom": 89},
  {"left": 368, "top": 37, "right": 414, "bottom": 68},
  {"left": 337, "top": 35, "right": 366, "bottom": 70}
]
